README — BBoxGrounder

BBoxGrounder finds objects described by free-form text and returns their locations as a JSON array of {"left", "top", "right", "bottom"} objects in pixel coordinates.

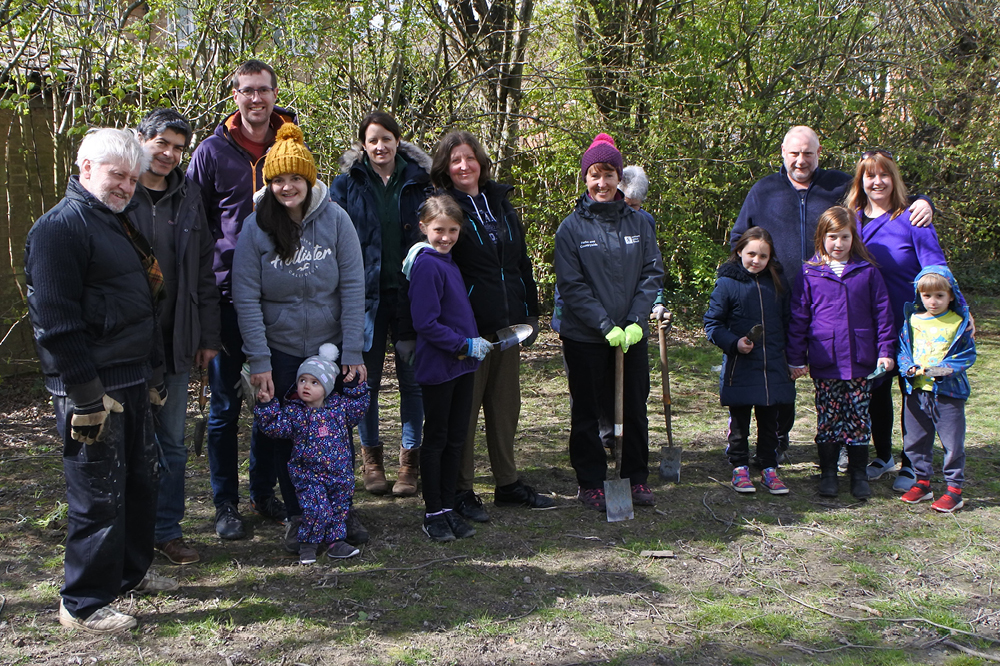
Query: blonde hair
[{"left": 916, "top": 272, "right": 952, "bottom": 295}]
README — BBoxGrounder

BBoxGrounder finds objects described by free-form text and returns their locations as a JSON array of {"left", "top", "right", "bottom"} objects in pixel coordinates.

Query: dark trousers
[
  {"left": 54, "top": 383, "right": 157, "bottom": 619},
  {"left": 563, "top": 337, "right": 650, "bottom": 489},
  {"left": 777, "top": 401, "right": 795, "bottom": 448},
  {"left": 252, "top": 347, "right": 308, "bottom": 517},
  {"left": 207, "top": 302, "right": 277, "bottom": 509},
  {"left": 420, "top": 373, "right": 475, "bottom": 513},
  {"left": 727, "top": 405, "right": 780, "bottom": 469},
  {"left": 870, "top": 375, "right": 913, "bottom": 468},
  {"left": 903, "top": 392, "right": 966, "bottom": 487}
]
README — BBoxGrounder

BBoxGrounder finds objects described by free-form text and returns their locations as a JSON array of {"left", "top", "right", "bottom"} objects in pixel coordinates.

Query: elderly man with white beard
[{"left": 25, "top": 128, "right": 177, "bottom": 635}]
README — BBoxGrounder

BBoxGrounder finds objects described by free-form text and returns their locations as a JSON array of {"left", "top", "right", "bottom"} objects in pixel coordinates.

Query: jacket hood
[
  {"left": 716, "top": 259, "right": 785, "bottom": 282},
  {"left": 338, "top": 141, "right": 432, "bottom": 175},
  {"left": 911, "top": 264, "right": 968, "bottom": 318},
  {"left": 215, "top": 106, "right": 298, "bottom": 141},
  {"left": 251, "top": 179, "right": 330, "bottom": 221},
  {"left": 402, "top": 241, "right": 433, "bottom": 279}
]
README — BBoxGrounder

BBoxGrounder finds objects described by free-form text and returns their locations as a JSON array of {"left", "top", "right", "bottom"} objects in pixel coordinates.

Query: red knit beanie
[{"left": 580, "top": 133, "right": 623, "bottom": 179}]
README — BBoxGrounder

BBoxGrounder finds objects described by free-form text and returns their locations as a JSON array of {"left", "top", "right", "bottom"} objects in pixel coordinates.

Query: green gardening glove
[
  {"left": 605, "top": 326, "right": 626, "bottom": 348},
  {"left": 623, "top": 322, "right": 643, "bottom": 352}
]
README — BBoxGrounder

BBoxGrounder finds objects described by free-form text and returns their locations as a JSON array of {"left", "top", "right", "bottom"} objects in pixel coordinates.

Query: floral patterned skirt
[{"left": 813, "top": 378, "right": 871, "bottom": 446}]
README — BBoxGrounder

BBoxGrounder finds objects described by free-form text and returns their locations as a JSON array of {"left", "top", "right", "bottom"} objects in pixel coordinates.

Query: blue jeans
[
  {"left": 252, "top": 347, "right": 306, "bottom": 517},
  {"left": 358, "top": 290, "right": 423, "bottom": 450},
  {"left": 207, "top": 302, "right": 276, "bottom": 509},
  {"left": 154, "top": 371, "right": 191, "bottom": 543}
]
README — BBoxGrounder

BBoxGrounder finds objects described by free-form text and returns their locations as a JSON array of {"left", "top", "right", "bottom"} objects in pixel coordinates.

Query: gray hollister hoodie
[{"left": 233, "top": 180, "right": 365, "bottom": 372}]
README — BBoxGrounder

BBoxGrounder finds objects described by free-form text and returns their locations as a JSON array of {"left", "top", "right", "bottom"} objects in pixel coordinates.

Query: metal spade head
[
  {"left": 923, "top": 366, "right": 954, "bottom": 378},
  {"left": 746, "top": 324, "right": 764, "bottom": 343}
]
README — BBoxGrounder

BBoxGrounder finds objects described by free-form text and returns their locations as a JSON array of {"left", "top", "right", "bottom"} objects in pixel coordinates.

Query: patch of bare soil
[{"left": 1, "top": 331, "right": 998, "bottom": 665}]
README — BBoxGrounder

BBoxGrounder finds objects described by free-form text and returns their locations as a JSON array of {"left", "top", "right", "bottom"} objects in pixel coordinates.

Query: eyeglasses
[
  {"left": 235, "top": 86, "right": 276, "bottom": 99},
  {"left": 861, "top": 148, "right": 893, "bottom": 160}
]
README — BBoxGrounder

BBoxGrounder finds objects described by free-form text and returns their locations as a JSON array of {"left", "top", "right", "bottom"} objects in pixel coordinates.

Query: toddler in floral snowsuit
[{"left": 255, "top": 344, "right": 370, "bottom": 564}]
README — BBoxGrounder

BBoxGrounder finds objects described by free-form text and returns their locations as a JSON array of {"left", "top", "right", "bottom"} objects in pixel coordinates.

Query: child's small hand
[
  {"left": 877, "top": 357, "right": 895, "bottom": 374},
  {"left": 907, "top": 366, "right": 922, "bottom": 377},
  {"left": 736, "top": 337, "right": 753, "bottom": 354},
  {"left": 789, "top": 365, "right": 809, "bottom": 380}
]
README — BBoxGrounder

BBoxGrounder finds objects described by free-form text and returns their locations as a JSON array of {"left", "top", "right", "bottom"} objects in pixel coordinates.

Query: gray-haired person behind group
[
  {"left": 132, "top": 109, "right": 221, "bottom": 566},
  {"left": 25, "top": 128, "right": 179, "bottom": 635}
]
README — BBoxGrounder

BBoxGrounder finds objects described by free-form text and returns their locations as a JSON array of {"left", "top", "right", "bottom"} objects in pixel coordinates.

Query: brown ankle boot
[
  {"left": 392, "top": 447, "right": 420, "bottom": 496},
  {"left": 361, "top": 445, "right": 389, "bottom": 495}
]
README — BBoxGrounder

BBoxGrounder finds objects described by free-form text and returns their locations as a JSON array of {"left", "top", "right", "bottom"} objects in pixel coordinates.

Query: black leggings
[{"left": 419, "top": 373, "right": 475, "bottom": 513}]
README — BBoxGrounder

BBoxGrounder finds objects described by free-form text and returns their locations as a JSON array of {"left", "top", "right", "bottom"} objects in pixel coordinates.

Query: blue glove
[{"left": 466, "top": 337, "right": 493, "bottom": 360}]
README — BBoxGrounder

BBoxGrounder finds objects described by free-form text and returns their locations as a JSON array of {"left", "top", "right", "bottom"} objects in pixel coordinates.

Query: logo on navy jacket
[
  {"left": 579, "top": 239, "right": 599, "bottom": 249},
  {"left": 623, "top": 235, "right": 640, "bottom": 245}
]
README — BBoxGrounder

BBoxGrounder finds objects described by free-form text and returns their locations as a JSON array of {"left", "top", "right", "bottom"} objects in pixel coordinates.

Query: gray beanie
[{"left": 297, "top": 343, "right": 340, "bottom": 396}]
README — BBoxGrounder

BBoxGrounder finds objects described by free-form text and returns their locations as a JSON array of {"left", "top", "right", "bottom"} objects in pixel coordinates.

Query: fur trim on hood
[{"left": 338, "top": 141, "right": 432, "bottom": 175}]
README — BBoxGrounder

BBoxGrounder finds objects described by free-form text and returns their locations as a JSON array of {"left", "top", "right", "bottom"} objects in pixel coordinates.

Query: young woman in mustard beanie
[{"left": 232, "top": 124, "right": 368, "bottom": 554}]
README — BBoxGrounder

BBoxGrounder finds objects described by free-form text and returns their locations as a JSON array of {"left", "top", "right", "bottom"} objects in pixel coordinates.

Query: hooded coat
[
  {"left": 330, "top": 142, "right": 432, "bottom": 350},
  {"left": 786, "top": 257, "right": 894, "bottom": 380},
  {"left": 704, "top": 261, "right": 795, "bottom": 407},
  {"left": 898, "top": 265, "right": 975, "bottom": 400},
  {"left": 232, "top": 180, "right": 366, "bottom": 371},
  {"left": 187, "top": 106, "right": 298, "bottom": 301}
]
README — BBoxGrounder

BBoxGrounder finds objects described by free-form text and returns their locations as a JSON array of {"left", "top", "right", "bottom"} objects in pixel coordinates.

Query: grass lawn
[{"left": 1, "top": 298, "right": 999, "bottom": 665}]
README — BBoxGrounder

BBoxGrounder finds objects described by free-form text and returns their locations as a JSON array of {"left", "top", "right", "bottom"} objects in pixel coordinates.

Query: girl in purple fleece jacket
[
  {"left": 787, "top": 206, "right": 894, "bottom": 501},
  {"left": 408, "top": 196, "right": 492, "bottom": 542}
]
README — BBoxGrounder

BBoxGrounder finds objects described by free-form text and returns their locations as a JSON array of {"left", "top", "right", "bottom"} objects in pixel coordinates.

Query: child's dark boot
[
  {"left": 847, "top": 445, "right": 871, "bottom": 499},
  {"left": 816, "top": 442, "right": 840, "bottom": 497}
]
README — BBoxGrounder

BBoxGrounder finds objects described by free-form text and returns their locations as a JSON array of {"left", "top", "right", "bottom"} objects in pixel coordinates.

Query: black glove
[
  {"left": 395, "top": 339, "right": 416, "bottom": 365},
  {"left": 522, "top": 316, "right": 540, "bottom": 347},
  {"left": 70, "top": 394, "right": 124, "bottom": 445}
]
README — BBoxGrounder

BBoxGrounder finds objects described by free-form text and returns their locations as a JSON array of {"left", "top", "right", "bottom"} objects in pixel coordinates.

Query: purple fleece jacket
[
  {"left": 787, "top": 258, "right": 894, "bottom": 380},
  {"left": 409, "top": 248, "right": 480, "bottom": 385},
  {"left": 857, "top": 208, "right": 946, "bottom": 337}
]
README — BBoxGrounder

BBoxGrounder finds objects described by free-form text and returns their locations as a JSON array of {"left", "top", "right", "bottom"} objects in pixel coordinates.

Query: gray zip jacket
[
  {"left": 554, "top": 193, "right": 664, "bottom": 344},
  {"left": 233, "top": 180, "right": 365, "bottom": 372}
]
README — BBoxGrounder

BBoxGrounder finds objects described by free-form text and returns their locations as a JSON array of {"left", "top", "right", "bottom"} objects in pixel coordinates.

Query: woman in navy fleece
[{"left": 407, "top": 195, "right": 492, "bottom": 542}]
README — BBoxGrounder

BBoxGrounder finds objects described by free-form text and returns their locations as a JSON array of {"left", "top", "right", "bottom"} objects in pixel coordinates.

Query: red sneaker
[
  {"left": 900, "top": 480, "right": 932, "bottom": 504},
  {"left": 932, "top": 488, "right": 964, "bottom": 513}
]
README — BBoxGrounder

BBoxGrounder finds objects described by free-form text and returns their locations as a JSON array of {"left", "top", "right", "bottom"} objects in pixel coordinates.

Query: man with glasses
[
  {"left": 132, "top": 108, "right": 220, "bottom": 564},
  {"left": 728, "top": 125, "right": 934, "bottom": 465},
  {"left": 188, "top": 60, "right": 296, "bottom": 540}
]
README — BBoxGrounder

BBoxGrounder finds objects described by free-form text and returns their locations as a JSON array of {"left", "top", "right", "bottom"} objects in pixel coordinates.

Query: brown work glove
[{"left": 70, "top": 394, "right": 124, "bottom": 445}]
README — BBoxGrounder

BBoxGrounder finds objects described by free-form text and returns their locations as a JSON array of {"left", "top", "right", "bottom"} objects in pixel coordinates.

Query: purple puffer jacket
[{"left": 787, "top": 258, "right": 894, "bottom": 380}]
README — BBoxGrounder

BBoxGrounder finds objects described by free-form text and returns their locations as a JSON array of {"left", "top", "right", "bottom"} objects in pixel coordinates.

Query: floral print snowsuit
[{"left": 255, "top": 383, "right": 370, "bottom": 544}]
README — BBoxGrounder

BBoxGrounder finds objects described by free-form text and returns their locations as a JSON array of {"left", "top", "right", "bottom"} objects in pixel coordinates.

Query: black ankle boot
[
  {"left": 848, "top": 445, "right": 871, "bottom": 499},
  {"left": 816, "top": 442, "right": 840, "bottom": 497}
]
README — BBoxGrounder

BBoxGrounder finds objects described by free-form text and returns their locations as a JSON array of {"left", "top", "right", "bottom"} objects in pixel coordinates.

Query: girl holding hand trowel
[
  {"left": 704, "top": 227, "right": 795, "bottom": 496},
  {"left": 554, "top": 133, "right": 665, "bottom": 513}
]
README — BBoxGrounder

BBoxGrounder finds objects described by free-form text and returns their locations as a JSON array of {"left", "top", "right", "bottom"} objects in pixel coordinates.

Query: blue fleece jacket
[{"left": 898, "top": 265, "right": 975, "bottom": 400}]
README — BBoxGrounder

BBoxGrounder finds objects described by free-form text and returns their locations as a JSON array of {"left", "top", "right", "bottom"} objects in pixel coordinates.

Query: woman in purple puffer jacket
[{"left": 786, "top": 206, "right": 894, "bottom": 501}]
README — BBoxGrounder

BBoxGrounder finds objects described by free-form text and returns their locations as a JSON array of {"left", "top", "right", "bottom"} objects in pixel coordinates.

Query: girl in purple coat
[
  {"left": 407, "top": 195, "right": 492, "bottom": 542},
  {"left": 787, "top": 206, "right": 894, "bottom": 500},
  {"left": 255, "top": 344, "right": 370, "bottom": 564}
]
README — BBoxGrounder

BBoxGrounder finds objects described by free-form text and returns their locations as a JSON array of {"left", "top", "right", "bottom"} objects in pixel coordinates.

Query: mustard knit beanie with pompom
[{"left": 263, "top": 124, "right": 317, "bottom": 186}]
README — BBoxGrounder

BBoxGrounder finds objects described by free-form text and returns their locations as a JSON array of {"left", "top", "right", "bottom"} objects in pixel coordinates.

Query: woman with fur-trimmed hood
[{"left": 330, "top": 112, "right": 432, "bottom": 503}]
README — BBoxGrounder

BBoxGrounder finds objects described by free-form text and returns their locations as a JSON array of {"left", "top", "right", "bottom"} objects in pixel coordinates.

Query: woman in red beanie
[{"left": 554, "top": 134, "right": 665, "bottom": 512}]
